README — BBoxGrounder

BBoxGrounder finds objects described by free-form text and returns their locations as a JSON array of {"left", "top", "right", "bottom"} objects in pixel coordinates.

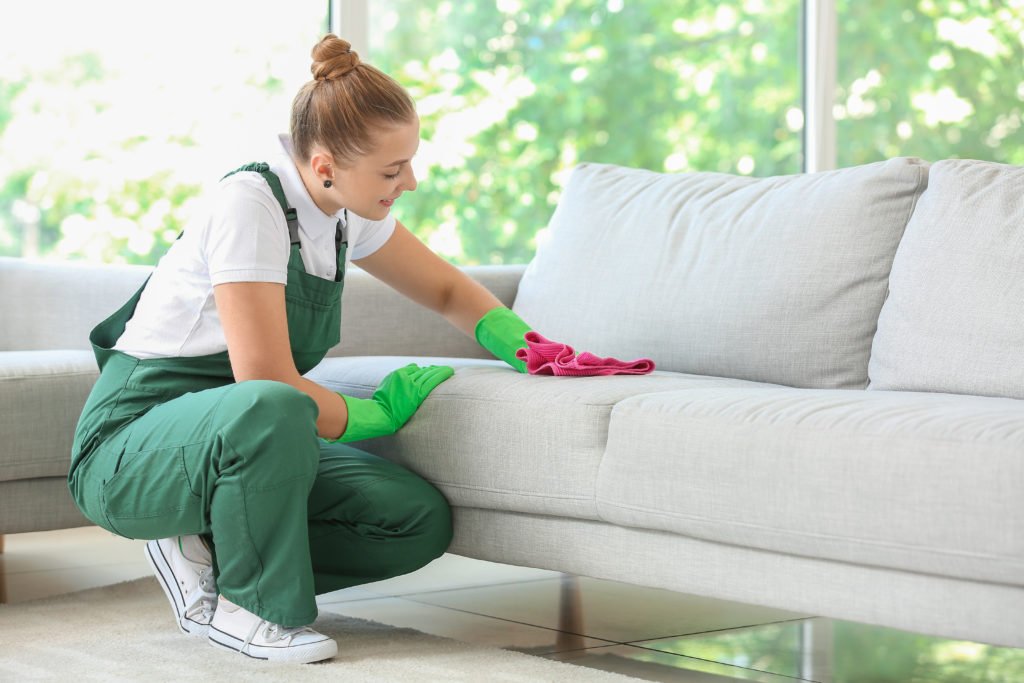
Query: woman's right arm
[{"left": 213, "top": 281, "right": 349, "bottom": 440}]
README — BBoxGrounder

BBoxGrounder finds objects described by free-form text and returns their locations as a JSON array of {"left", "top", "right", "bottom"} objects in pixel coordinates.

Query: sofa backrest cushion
[
  {"left": 512, "top": 159, "right": 929, "bottom": 389},
  {"left": 0, "top": 257, "right": 151, "bottom": 352},
  {"left": 868, "top": 159, "right": 1024, "bottom": 399}
]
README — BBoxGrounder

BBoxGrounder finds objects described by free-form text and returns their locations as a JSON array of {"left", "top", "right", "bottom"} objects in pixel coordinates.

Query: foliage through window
[
  {"left": 1, "top": 1, "right": 1022, "bottom": 267},
  {"left": 370, "top": 0, "right": 801, "bottom": 265}
]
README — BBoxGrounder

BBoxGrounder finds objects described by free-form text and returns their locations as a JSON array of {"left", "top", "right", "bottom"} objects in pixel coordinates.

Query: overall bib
[{"left": 67, "top": 164, "right": 452, "bottom": 627}]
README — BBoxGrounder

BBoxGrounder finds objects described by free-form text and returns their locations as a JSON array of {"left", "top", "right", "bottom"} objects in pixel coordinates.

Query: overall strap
[
  {"left": 336, "top": 209, "right": 348, "bottom": 253},
  {"left": 222, "top": 162, "right": 300, "bottom": 247}
]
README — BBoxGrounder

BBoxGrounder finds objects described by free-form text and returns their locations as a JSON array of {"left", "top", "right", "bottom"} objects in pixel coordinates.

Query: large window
[
  {"left": 834, "top": 0, "right": 1024, "bottom": 167},
  {"left": 0, "top": 1, "right": 327, "bottom": 264},
  {"left": 2, "top": 2, "right": 1022, "bottom": 267},
  {"left": 368, "top": 1, "right": 801, "bottom": 265}
]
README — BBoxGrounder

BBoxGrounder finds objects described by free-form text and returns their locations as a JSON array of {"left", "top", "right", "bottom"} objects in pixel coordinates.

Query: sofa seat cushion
[
  {"left": 0, "top": 350, "right": 99, "bottom": 482},
  {"left": 596, "top": 386, "right": 1024, "bottom": 585},
  {"left": 305, "top": 356, "right": 777, "bottom": 520}
]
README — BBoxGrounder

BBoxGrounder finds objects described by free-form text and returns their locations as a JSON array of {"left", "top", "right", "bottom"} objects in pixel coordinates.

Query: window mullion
[
  {"left": 332, "top": 0, "right": 369, "bottom": 57},
  {"left": 803, "top": 0, "right": 837, "bottom": 172}
]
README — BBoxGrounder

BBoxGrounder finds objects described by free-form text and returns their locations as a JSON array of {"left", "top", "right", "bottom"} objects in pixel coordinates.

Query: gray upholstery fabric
[
  {"left": 0, "top": 256, "right": 526, "bottom": 360},
  {"left": 0, "top": 351, "right": 98, "bottom": 482},
  {"left": 868, "top": 159, "right": 1024, "bottom": 399},
  {"left": 0, "top": 257, "right": 151, "bottom": 352},
  {"left": 595, "top": 386, "right": 1024, "bottom": 585},
  {"left": 449, "top": 507, "right": 1024, "bottom": 649},
  {"left": 328, "top": 264, "right": 526, "bottom": 359},
  {"left": 306, "top": 356, "right": 777, "bottom": 520},
  {"left": 513, "top": 159, "right": 929, "bottom": 389},
  {"left": 0, "top": 477, "right": 90, "bottom": 534}
]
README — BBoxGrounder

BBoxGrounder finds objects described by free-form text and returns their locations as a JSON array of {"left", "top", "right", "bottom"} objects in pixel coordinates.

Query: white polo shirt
[{"left": 112, "top": 134, "right": 396, "bottom": 359}]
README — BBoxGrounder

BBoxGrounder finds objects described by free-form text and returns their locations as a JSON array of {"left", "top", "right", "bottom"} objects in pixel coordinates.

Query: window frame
[{"left": 335, "top": 0, "right": 839, "bottom": 173}]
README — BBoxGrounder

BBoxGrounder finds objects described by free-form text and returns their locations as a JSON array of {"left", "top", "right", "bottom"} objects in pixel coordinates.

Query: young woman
[{"left": 67, "top": 35, "right": 538, "bottom": 664}]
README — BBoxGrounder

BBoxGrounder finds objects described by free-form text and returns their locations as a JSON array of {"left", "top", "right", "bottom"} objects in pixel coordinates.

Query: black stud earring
[{"left": 323, "top": 179, "right": 333, "bottom": 188}]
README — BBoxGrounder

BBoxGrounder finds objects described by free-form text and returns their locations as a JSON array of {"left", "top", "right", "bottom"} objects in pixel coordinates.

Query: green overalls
[{"left": 67, "top": 164, "right": 452, "bottom": 627}]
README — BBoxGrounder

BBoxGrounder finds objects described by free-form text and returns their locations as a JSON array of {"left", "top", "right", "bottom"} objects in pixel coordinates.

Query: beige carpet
[{"left": 0, "top": 577, "right": 641, "bottom": 681}]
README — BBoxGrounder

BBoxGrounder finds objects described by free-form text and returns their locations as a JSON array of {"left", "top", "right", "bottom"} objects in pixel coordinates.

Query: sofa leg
[
  {"left": 555, "top": 574, "right": 587, "bottom": 651},
  {"left": 0, "top": 534, "right": 5, "bottom": 603}
]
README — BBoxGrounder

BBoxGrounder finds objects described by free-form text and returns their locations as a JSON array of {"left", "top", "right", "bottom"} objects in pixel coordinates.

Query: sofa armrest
[{"left": 328, "top": 263, "right": 528, "bottom": 359}]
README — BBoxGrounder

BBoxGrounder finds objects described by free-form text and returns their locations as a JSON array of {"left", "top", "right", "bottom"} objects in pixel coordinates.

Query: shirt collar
[{"left": 271, "top": 134, "right": 347, "bottom": 237}]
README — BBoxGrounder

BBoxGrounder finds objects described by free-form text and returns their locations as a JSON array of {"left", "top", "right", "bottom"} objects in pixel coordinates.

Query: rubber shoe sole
[
  {"left": 144, "top": 539, "right": 211, "bottom": 638},
  {"left": 208, "top": 625, "right": 338, "bottom": 664}
]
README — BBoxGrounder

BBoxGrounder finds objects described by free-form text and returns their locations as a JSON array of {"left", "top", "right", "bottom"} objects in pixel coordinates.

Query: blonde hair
[{"left": 290, "top": 35, "right": 416, "bottom": 167}]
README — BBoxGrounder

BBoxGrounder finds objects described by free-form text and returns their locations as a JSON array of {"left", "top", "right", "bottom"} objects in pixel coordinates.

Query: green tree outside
[
  {"left": 0, "top": 1, "right": 1021, "bottom": 268},
  {"left": 835, "top": 0, "right": 1024, "bottom": 166},
  {"left": 370, "top": 0, "right": 801, "bottom": 264}
]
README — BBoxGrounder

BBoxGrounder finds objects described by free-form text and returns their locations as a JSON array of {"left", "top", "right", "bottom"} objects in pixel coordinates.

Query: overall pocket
[{"left": 101, "top": 444, "right": 204, "bottom": 540}]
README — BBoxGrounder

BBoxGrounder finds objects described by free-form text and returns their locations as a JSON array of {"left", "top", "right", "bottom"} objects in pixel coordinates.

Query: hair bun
[{"left": 311, "top": 35, "right": 361, "bottom": 81}]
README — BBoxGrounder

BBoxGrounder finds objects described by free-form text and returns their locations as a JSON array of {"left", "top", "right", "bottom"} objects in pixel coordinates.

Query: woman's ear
[{"left": 308, "top": 149, "right": 335, "bottom": 181}]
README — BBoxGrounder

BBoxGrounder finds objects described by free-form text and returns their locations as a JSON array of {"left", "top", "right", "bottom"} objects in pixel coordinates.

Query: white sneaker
[
  {"left": 144, "top": 536, "right": 218, "bottom": 637},
  {"left": 208, "top": 596, "right": 337, "bottom": 664}
]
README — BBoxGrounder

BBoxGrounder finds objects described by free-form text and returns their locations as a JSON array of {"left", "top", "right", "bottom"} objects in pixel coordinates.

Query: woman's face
[{"left": 316, "top": 118, "right": 420, "bottom": 221}]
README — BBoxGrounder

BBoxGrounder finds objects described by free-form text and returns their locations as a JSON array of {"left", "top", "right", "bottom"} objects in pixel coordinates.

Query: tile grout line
[
  {"left": 622, "top": 614, "right": 819, "bottom": 645},
  {"left": 7, "top": 536, "right": 822, "bottom": 683},
  {"left": 341, "top": 593, "right": 821, "bottom": 683},
  {"left": 7, "top": 550, "right": 822, "bottom": 681},
  {"left": 360, "top": 592, "right": 622, "bottom": 647},
  {"left": 396, "top": 592, "right": 693, "bottom": 648},
  {"left": 397, "top": 588, "right": 816, "bottom": 648}
]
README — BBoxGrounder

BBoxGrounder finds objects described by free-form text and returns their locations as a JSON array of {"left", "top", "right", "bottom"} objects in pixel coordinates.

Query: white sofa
[{"left": 2, "top": 157, "right": 1022, "bottom": 649}]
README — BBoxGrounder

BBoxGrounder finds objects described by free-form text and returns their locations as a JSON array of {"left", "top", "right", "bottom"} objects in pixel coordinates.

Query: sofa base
[
  {"left": 0, "top": 477, "right": 90, "bottom": 535},
  {"left": 448, "top": 506, "right": 1024, "bottom": 649},
  {"left": 5, "top": 480, "right": 1020, "bottom": 649}
]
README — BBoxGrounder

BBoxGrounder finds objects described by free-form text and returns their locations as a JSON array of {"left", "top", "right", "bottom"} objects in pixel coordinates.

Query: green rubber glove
[
  {"left": 330, "top": 363, "right": 454, "bottom": 443},
  {"left": 474, "top": 306, "right": 531, "bottom": 373}
]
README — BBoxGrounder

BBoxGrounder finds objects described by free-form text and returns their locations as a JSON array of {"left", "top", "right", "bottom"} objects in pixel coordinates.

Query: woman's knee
[
  {"left": 396, "top": 478, "right": 453, "bottom": 560},
  {"left": 225, "top": 380, "right": 318, "bottom": 421},
  {"left": 215, "top": 380, "right": 321, "bottom": 473}
]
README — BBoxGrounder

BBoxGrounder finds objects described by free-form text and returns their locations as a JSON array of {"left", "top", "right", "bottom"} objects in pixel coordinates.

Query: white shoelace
[
  {"left": 262, "top": 622, "right": 317, "bottom": 643},
  {"left": 183, "top": 566, "right": 218, "bottom": 623},
  {"left": 241, "top": 619, "right": 318, "bottom": 651}
]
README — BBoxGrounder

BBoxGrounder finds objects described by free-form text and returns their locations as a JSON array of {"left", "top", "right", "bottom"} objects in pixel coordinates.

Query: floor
[{"left": 2, "top": 527, "right": 1022, "bottom": 682}]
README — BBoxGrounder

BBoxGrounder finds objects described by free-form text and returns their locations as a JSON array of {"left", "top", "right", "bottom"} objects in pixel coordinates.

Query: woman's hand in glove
[{"left": 329, "top": 363, "right": 454, "bottom": 443}]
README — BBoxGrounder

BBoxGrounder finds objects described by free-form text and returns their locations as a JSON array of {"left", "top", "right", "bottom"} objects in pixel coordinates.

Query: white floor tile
[
  {"left": 351, "top": 552, "right": 560, "bottom": 596},
  {"left": 407, "top": 574, "right": 809, "bottom": 644},
  {"left": 6, "top": 525, "right": 1021, "bottom": 683},
  {"left": 318, "top": 594, "right": 616, "bottom": 655}
]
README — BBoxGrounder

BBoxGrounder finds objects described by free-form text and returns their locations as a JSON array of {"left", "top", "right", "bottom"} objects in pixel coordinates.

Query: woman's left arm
[{"left": 352, "top": 220, "right": 505, "bottom": 338}]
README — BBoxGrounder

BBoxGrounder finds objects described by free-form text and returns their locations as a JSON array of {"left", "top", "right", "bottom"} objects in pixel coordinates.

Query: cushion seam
[{"left": 609, "top": 408, "right": 1024, "bottom": 447}]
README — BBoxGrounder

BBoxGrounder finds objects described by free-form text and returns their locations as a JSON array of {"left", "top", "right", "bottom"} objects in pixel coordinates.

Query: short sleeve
[
  {"left": 347, "top": 211, "right": 397, "bottom": 260},
  {"left": 204, "top": 175, "right": 291, "bottom": 286}
]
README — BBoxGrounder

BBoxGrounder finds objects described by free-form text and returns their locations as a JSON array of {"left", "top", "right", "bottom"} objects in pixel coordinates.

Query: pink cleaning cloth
[{"left": 515, "top": 331, "right": 655, "bottom": 376}]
